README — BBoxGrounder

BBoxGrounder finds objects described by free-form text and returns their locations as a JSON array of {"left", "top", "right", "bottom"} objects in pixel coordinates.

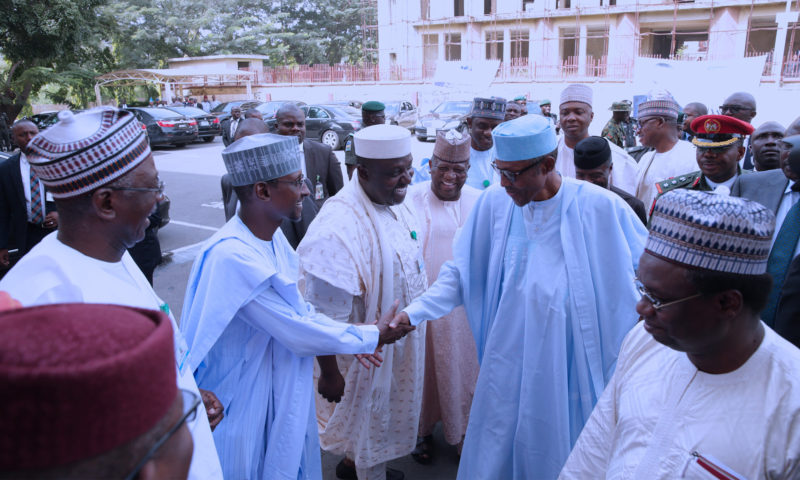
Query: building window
[
  {"left": 485, "top": 0, "right": 496, "bottom": 14},
  {"left": 486, "top": 31, "right": 504, "bottom": 60},
  {"left": 557, "top": 0, "right": 570, "bottom": 9},
  {"left": 511, "top": 30, "right": 530, "bottom": 59},
  {"left": 454, "top": 0, "right": 464, "bottom": 16},
  {"left": 237, "top": 61, "right": 250, "bottom": 70},
  {"left": 446, "top": 33, "right": 462, "bottom": 61}
]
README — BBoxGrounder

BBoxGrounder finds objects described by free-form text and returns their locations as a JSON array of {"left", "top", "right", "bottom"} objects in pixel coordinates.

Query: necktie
[
  {"left": 763, "top": 197, "right": 800, "bottom": 325},
  {"left": 29, "top": 167, "right": 44, "bottom": 224}
]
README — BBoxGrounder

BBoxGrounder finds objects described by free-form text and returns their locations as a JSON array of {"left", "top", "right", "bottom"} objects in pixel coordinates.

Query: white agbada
[
  {"left": 0, "top": 233, "right": 223, "bottom": 480},
  {"left": 556, "top": 137, "right": 638, "bottom": 194},
  {"left": 634, "top": 140, "right": 698, "bottom": 211},
  {"left": 408, "top": 181, "right": 481, "bottom": 444},
  {"left": 559, "top": 322, "right": 800, "bottom": 479},
  {"left": 297, "top": 177, "right": 428, "bottom": 474}
]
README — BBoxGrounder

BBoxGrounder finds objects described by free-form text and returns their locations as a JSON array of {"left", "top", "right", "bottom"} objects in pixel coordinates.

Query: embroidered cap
[
  {"left": 560, "top": 84, "right": 593, "bottom": 107},
  {"left": 27, "top": 108, "right": 151, "bottom": 198},
  {"left": 638, "top": 97, "right": 680, "bottom": 120},
  {"left": 432, "top": 130, "right": 470, "bottom": 163},
  {"left": 647, "top": 189, "right": 775, "bottom": 275},
  {"left": 470, "top": 97, "right": 507, "bottom": 120},
  {"left": 222, "top": 133, "right": 302, "bottom": 186},
  {"left": 354, "top": 124, "right": 412, "bottom": 160},
  {"left": 691, "top": 114, "right": 754, "bottom": 149},
  {"left": 493, "top": 113, "right": 558, "bottom": 162}
]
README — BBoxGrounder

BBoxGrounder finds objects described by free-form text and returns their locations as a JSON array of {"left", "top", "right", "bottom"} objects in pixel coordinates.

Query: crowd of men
[{"left": 0, "top": 82, "right": 799, "bottom": 480}]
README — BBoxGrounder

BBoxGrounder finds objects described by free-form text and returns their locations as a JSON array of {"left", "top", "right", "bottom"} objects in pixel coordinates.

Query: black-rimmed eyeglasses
[
  {"left": 491, "top": 160, "right": 541, "bottom": 184},
  {"left": 268, "top": 175, "right": 306, "bottom": 188},
  {"left": 123, "top": 389, "right": 201, "bottom": 480}
]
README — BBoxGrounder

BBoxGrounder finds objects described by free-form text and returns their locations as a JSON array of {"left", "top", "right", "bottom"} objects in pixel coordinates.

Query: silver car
[{"left": 384, "top": 101, "right": 418, "bottom": 129}]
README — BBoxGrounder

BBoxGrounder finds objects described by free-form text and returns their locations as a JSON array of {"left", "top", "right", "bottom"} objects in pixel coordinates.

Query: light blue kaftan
[
  {"left": 404, "top": 178, "right": 648, "bottom": 479},
  {"left": 180, "top": 216, "right": 379, "bottom": 480},
  {"left": 466, "top": 146, "right": 497, "bottom": 190}
]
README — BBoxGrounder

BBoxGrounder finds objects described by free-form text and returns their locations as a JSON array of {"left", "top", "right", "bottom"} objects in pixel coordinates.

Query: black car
[
  {"left": 268, "top": 104, "right": 361, "bottom": 150},
  {"left": 24, "top": 112, "right": 61, "bottom": 131},
  {"left": 164, "top": 106, "right": 221, "bottom": 143},
  {"left": 413, "top": 101, "right": 472, "bottom": 141},
  {"left": 125, "top": 107, "right": 198, "bottom": 148},
  {"left": 209, "top": 100, "right": 252, "bottom": 124}
]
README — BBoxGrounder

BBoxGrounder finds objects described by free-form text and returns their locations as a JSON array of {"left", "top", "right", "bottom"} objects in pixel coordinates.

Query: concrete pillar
[
  {"left": 708, "top": 7, "right": 747, "bottom": 60},
  {"left": 503, "top": 27, "right": 511, "bottom": 64},
  {"left": 773, "top": 11, "right": 799, "bottom": 76},
  {"left": 578, "top": 24, "right": 588, "bottom": 77},
  {"left": 439, "top": 31, "right": 446, "bottom": 61}
]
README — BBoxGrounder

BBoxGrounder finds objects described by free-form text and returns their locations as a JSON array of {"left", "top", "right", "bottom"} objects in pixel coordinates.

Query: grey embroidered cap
[
  {"left": 647, "top": 190, "right": 775, "bottom": 275},
  {"left": 222, "top": 133, "right": 302, "bottom": 186}
]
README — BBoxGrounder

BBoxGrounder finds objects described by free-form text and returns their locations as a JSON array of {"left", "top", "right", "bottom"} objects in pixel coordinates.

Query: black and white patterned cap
[
  {"left": 647, "top": 190, "right": 775, "bottom": 275},
  {"left": 222, "top": 133, "right": 302, "bottom": 186}
]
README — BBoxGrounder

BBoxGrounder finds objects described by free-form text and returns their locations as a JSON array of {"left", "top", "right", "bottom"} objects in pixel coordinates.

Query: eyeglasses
[
  {"left": 123, "top": 389, "right": 201, "bottom": 480},
  {"left": 635, "top": 278, "right": 702, "bottom": 311},
  {"left": 635, "top": 117, "right": 661, "bottom": 129},
  {"left": 719, "top": 105, "right": 753, "bottom": 114},
  {"left": 491, "top": 160, "right": 541, "bottom": 183},
  {"left": 269, "top": 175, "right": 306, "bottom": 188},
  {"left": 108, "top": 178, "right": 165, "bottom": 195}
]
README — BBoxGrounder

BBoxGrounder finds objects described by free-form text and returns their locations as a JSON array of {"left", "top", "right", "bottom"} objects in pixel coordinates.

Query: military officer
[
  {"left": 344, "top": 101, "right": 386, "bottom": 178},
  {"left": 651, "top": 114, "right": 754, "bottom": 215},
  {"left": 601, "top": 101, "right": 637, "bottom": 149}
]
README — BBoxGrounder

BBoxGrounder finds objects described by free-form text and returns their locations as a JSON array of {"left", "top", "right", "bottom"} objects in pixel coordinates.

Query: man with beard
[
  {"left": 407, "top": 130, "right": 480, "bottom": 464},
  {"left": 393, "top": 114, "right": 647, "bottom": 479},
  {"left": 180, "top": 133, "right": 413, "bottom": 480},
  {"left": 653, "top": 115, "right": 752, "bottom": 210},
  {"left": 465, "top": 97, "right": 506, "bottom": 190},
  {"left": 555, "top": 84, "right": 639, "bottom": 194},
  {"left": 560, "top": 189, "right": 800, "bottom": 479},
  {"left": 751, "top": 121, "right": 785, "bottom": 171},
  {"left": 298, "top": 125, "right": 427, "bottom": 480}
]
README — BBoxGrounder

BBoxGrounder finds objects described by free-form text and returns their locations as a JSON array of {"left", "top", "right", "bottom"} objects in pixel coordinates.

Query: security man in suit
[
  {"left": 652, "top": 114, "right": 753, "bottom": 215},
  {"left": 221, "top": 106, "right": 242, "bottom": 146},
  {"left": 344, "top": 101, "right": 386, "bottom": 179},
  {"left": 0, "top": 120, "right": 57, "bottom": 272}
]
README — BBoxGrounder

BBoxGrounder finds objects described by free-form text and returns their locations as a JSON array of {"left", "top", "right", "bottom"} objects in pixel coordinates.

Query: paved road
[{"left": 151, "top": 136, "right": 460, "bottom": 480}]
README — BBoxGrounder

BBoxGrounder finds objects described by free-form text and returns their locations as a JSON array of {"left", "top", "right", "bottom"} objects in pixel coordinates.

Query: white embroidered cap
[{"left": 353, "top": 124, "right": 412, "bottom": 160}]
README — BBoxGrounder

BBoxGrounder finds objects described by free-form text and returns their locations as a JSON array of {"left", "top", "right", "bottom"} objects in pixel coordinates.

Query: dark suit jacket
[
  {"left": 221, "top": 118, "right": 242, "bottom": 146},
  {"left": 0, "top": 153, "right": 56, "bottom": 254},
  {"left": 610, "top": 185, "right": 648, "bottom": 225},
  {"left": 302, "top": 139, "right": 344, "bottom": 209},
  {"left": 776, "top": 254, "right": 800, "bottom": 348},
  {"left": 731, "top": 168, "right": 788, "bottom": 214}
]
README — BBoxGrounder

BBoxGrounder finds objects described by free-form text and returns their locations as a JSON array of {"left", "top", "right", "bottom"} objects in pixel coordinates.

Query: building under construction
[{"left": 376, "top": 0, "right": 800, "bottom": 83}]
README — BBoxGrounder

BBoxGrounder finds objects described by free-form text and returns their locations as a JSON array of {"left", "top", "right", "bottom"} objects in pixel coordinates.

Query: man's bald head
[
  {"left": 721, "top": 92, "right": 757, "bottom": 123},
  {"left": 11, "top": 120, "right": 38, "bottom": 153},
  {"left": 275, "top": 104, "right": 306, "bottom": 144},
  {"left": 233, "top": 118, "right": 269, "bottom": 141},
  {"left": 275, "top": 104, "right": 303, "bottom": 121}
]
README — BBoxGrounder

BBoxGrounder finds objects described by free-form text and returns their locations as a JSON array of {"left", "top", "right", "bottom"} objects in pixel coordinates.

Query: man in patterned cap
[
  {"left": 601, "top": 101, "right": 636, "bottom": 149},
  {"left": 561, "top": 189, "right": 800, "bottom": 479},
  {"left": 344, "top": 100, "right": 387, "bottom": 178},
  {"left": 298, "top": 124, "right": 427, "bottom": 480},
  {"left": 407, "top": 130, "right": 480, "bottom": 464},
  {"left": 653, "top": 114, "right": 753, "bottom": 214},
  {"left": 180, "top": 133, "right": 413, "bottom": 480},
  {"left": 555, "top": 84, "right": 639, "bottom": 195},
  {"left": 0, "top": 107, "right": 225, "bottom": 480},
  {"left": 0, "top": 303, "right": 195, "bottom": 479},
  {"left": 466, "top": 96, "right": 506, "bottom": 190},
  {"left": 632, "top": 94, "right": 698, "bottom": 213},
  {"left": 394, "top": 114, "right": 647, "bottom": 480}
]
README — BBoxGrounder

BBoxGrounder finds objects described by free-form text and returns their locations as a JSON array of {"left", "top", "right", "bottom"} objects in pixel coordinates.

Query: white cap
[
  {"left": 353, "top": 125, "right": 412, "bottom": 159},
  {"left": 560, "top": 84, "right": 593, "bottom": 107}
]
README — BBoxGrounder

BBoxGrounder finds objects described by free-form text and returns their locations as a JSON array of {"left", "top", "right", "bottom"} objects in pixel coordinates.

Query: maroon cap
[{"left": 0, "top": 303, "right": 177, "bottom": 471}]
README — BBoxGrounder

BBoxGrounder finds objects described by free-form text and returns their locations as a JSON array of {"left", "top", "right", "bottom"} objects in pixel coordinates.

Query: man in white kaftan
[
  {"left": 555, "top": 84, "right": 639, "bottom": 194},
  {"left": 407, "top": 131, "right": 480, "bottom": 456},
  {"left": 179, "top": 134, "right": 413, "bottom": 480},
  {"left": 394, "top": 114, "right": 648, "bottom": 480},
  {"left": 633, "top": 96, "right": 699, "bottom": 211},
  {"left": 297, "top": 125, "right": 427, "bottom": 480},
  {"left": 0, "top": 108, "right": 223, "bottom": 480},
  {"left": 560, "top": 189, "right": 800, "bottom": 479}
]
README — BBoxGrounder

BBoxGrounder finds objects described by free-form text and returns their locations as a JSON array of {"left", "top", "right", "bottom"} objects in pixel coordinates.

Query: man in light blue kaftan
[
  {"left": 394, "top": 114, "right": 648, "bottom": 479},
  {"left": 179, "top": 134, "right": 413, "bottom": 480}
]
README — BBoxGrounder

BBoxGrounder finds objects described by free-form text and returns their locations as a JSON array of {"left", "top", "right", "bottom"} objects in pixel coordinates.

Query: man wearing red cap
[
  {"left": 651, "top": 114, "right": 753, "bottom": 213},
  {"left": 0, "top": 302, "right": 194, "bottom": 480},
  {"left": 0, "top": 107, "right": 224, "bottom": 480}
]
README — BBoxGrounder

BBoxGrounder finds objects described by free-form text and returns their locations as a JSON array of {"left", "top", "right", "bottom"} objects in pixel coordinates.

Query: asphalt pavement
[{"left": 151, "top": 136, "right": 459, "bottom": 479}]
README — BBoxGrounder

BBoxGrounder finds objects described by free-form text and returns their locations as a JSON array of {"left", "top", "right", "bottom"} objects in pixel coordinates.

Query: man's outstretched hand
[
  {"left": 389, "top": 311, "right": 411, "bottom": 329},
  {"left": 376, "top": 300, "right": 414, "bottom": 346}
]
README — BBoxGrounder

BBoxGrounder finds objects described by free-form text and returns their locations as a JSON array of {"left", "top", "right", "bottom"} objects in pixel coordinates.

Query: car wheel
[
  {"left": 321, "top": 130, "right": 339, "bottom": 149},
  {"left": 202, "top": 136, "right": 215, "bottom": 143}
]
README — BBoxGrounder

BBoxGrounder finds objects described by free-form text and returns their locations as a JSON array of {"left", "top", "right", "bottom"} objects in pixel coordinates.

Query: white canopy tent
[{"left": 94, "top": 67, "right": 256, "bottom": 104}]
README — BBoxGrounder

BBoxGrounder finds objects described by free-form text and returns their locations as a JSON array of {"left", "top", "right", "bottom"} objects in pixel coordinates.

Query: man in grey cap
[
  {"left": 561, "top": 189, "right": 800, "bottom": 479},
  {"left": 466, "top": 96, "right": 506, "bottom": 190},
  {"left": 180, "top": 133, "right": 414, "bottom": 480}
]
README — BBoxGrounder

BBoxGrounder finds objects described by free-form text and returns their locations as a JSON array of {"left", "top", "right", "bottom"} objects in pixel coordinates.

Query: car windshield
[
  {"left": 324, "top": 105, "right": 360, "bottom": 118},
  {"left": 139, "top": 108, "right": 183, "bottom": 119},
  {"left": 384, "top": 103, "right": 400, "bottom": 115},
  {"left": 166, "top": 106, "right": 207, "bottom": 117},
  {"left": 432, "top": 102, "right": 472, "bottom": 115}
]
